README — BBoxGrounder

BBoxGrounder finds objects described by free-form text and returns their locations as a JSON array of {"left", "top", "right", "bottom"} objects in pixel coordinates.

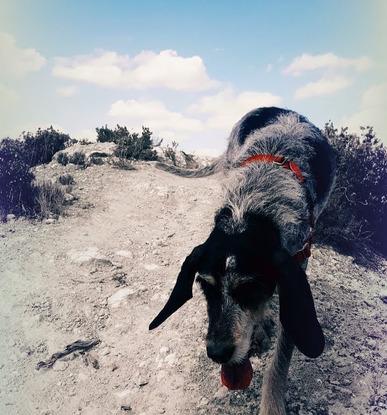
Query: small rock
[
  {"left": 115, "top": 389, "right": 132, "bottom": 399},
  {"left": 53, "top": 360, "right": 68, "bottom": 371},
  {"left": 108, "top": 288, "right": 136, "bottom": 308},
  {"left": 67, "top": 247, "right": 106, "bottom": 266},
  {"left": 112, "top": 272, "right": 127, "bottom": 287},
  {"left": 45, "top": 218, "right": 56, "bottom": 225},
  {"left": 116, "top": 250, "right": 133, "bottom": 258},
  {"left": 64, "top": 193, "right": 75, "bottom": 203},
  {"left": 366, "top": 338, "right": 377, "bottom": 350},
  {"left": 100, "top": 347, "right": 111, "bottom": 356},
  {"left": 214, "top": 387, "right": 228, "bottom": 399},
  {"left": 6, "top": 214, "right": 16, "bottom": 221},
  {"left": 159, "top": 346, "right": 170, "bottom": 355},
  {"left": 198, "top": 398, "right": 208, "bottom": 407},
  {"left": 120, "top": 405, "right": 132, "bottom": 412},
  {"left": 164, "top": 353, "right": 176, "bottom": 365},
  {"left": 143, "top": 263, "right": 160, "bottom": 271}
]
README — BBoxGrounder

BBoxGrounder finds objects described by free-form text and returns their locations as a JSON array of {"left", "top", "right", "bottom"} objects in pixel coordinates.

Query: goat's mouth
[{"left": 220, "top": 358, "right": 253, "bottom": 390}]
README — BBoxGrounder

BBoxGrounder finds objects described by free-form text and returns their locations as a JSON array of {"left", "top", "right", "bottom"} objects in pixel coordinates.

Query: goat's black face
[{"left": 197, "top": 253, "right": 276, "bottom": 365}]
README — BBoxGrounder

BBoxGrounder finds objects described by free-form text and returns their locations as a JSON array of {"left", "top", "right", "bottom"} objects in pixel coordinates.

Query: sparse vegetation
[
  {"left": 182, "top": 151, "right": 199, "bottom": 169},
  {"left": 317, "top": 124, "right": 387, "bottom": 257},
  {"left": 163, "top": 141, "right": 179, "bottom": 165},
  {"left": 111, "top": 158, "right": 136, "bottom": 170},
  {"left": 89, "top": 152, "right": 109, "bottom": 165},
  {"left": 97, "top": 124, "right": 159, "bottom": 161},
  {"left": 0, "top": 127, "right": 72, "bottom": 219},
  {"left": 22, "top": 127, "right": 71, "bottom": 166},
  {"left": 57, "top": 174, "right": 75, "bottom": 186},
  {"left": 0, "top": 138, "right": 37, "bottom": 218},
  {"left": 1, "top": 120, "right": 385, "bottom": 260},
  {"left": 114, "top": 127, "right": 158, "bottom": 161},
  {"left": 68, "top": 151, "right": 86, "bottom": 166},
  {"left": 79, "top": 139, "right": 93, "bottom": 145},
  {"left": 96, "top": 125, "right": 119, "bottom": 143},
  {"left": 33, "top": 180, "right": 66, "bottom": 218},
  {"left": 57, "top": 152, "right": 69, "bottom": 166}
]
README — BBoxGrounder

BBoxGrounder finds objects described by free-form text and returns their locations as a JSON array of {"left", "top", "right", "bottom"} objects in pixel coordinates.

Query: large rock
[{"left": 55, "top": 142, "right": 116, "bottom": 165}]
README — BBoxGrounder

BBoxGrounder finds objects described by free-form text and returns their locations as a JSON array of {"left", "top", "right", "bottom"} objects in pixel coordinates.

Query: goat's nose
[{"left": 206, "top": 342, "right": 235, "bottom": 363}]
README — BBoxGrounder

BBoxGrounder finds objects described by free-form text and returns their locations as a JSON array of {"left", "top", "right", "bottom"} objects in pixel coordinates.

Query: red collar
[
  {"left": 241, "top": 153, "right": 312, "bottom": 263},
  {"left": 241, "top": 154, "right": 305, "bottom": 183}
]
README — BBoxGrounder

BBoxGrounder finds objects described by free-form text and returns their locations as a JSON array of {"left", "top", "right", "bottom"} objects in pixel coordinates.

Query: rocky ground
[{"left": 0, "top": 150, "right": 386, "bottom": 415}]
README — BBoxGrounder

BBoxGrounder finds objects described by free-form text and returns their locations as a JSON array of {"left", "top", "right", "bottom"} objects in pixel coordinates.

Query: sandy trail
[{"left": 0, "top": 162, "right": 386, "bottom": 415}]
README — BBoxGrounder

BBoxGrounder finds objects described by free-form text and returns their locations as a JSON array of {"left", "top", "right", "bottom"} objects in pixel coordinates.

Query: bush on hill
[
  {"left": 316, "top": 124, "right": 387, "bottom": 257},
  {"left": 97, "top": 125, "right": 158, "bottom": 161}
]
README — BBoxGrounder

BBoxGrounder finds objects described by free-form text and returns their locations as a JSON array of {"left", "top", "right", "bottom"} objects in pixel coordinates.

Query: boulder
[{"left": 55, "top": 142, "right": 116, "bottom": 165}]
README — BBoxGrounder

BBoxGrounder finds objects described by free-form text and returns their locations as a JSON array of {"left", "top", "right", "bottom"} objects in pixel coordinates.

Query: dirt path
[{"left": 0, "top": 161, "right": 386, "bottom": 415}]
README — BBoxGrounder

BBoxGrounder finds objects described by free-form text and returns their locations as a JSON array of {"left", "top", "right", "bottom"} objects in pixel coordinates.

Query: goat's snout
[{"left": 206, "top": 341, "right": 235, "bottom": 363}]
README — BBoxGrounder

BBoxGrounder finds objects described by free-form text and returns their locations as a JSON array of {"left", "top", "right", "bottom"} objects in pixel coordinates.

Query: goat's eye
[
  {"left": 231, "top": 281, "right": 266, "bottom": 309},
  {"left": 196, "top": 275, "right": 219, "bottom": 297}
]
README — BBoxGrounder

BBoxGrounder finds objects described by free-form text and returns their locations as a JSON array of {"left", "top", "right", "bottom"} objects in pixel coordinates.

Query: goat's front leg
[{"left": 259, "top": 325, "right": 294, "bottom": 415}]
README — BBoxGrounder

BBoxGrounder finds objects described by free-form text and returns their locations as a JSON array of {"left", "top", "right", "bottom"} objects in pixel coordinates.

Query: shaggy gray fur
[
  {"left": 220, "top": 111, "right": 336, "bottom": 254},
  {"left": 154, "top": 160, "right": 220, "bottom": 177},
  {"left": 157, "top": 108, "right": 336, "bottom": 255}
]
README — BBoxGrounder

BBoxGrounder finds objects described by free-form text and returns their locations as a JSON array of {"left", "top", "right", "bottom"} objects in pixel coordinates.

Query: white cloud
[
  {"left": 53, "top": 49, "right": 219, "bottom": 91},
  {"left": 56, "top": 85, "right": 79, "bottom": 97},
  {"left": 189, "top": 87, "right": 282, "bottom": 130},
  {"left": 193, "top": 147, "right": 223, "bottom": 157},
  {"left": 342, "top": 82, "right": 387, "bottom": 143},
  {"left": 284, "top": 53, "right": 372, "bottom": 76},
  {"left": 0, "top": 83, "right": 18, "bottom": 103},
  {"left": 106, "top": 88, "right": 281, "bottom": 143},
  {"left": 294, "top": 76, "right": 352, "bottom": 100},
  {"left": 0, "top": 32, "right": 46, "bottom": 77},
  {"left": 108, "top": 99, "right": 204, "bottom": 140}
]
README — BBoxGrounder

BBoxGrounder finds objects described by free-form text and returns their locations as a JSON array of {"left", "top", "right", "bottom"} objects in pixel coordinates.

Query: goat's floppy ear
[
  {"left": 149, "top": 243, "right": 206, "bottom": 330},
  {"left": 272, "top": 248, "right": 325, "bottom": 358}
]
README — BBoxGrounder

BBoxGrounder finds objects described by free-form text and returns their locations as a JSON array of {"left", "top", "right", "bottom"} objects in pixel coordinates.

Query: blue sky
[{"left": 0, "top": 0, "right": 386, "bottom": 153}]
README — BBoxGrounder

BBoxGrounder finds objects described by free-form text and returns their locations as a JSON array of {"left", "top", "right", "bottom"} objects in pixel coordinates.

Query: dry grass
[
  {"left": 33, "top": 180, "right": 66, "bottom": 218},
  {"left": 110, "top": 158, "right": 136, "bottom": 170}
]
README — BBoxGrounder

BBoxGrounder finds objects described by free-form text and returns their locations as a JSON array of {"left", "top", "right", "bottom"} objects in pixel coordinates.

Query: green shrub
[
  {"left": 97, "top": 124, "right": 158, "bottom": 161},
  {"left": 0, "top": 139, "right": 67, "bottom": 220},
  {"left": 89, "top": 152, "right": 108, "bottom": 165},
  {"left": 57, "top": 152, "right": 69, "bottom": 166},
  {"left": 0, "top": 138, "right": 37, "bottom": 218},
  {"left": 114, "top": 126, "right": 158, "bottom": 161},
  {"left": 316, "top": 124, "right": 387, "bottom": 257},
  {"left": 96, "top": 125, "right": 120, "bottom": 143},
  {"left": 22, "top": 127, "right": 71, "bottom": 166},
  {"left": 0, "top": 127, "right": 72, "bottom": 219},
  {"left": 68, "top": 151, "right": 86, "bottom": 166},
  {"left": 57, "top": 174, "right": 75, "bottom": 185}
]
